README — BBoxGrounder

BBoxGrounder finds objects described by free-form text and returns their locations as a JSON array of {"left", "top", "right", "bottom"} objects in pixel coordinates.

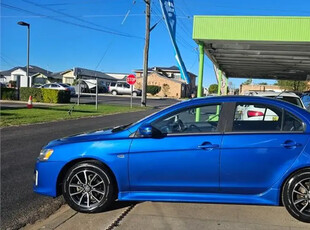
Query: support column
[
  {"left": 195, "top": 42, "right": 204, "bottom": 122},
  {"left": 217, "top": 70, "right": 222, "bottom": 96},
  {"left": 226, "top": 77, "right": 229, "bottom": 95}
]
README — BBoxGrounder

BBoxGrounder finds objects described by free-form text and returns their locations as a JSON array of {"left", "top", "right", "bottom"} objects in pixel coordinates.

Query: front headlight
[{"left": 38, "top": 149, "right": 54, "bottom": 161}]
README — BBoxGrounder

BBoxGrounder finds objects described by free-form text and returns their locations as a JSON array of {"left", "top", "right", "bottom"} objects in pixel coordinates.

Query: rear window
[
  {"left": 267, "top": 96, "right": 302, "bottom": 108},
  {"left": 110, "top": 83, "right": 116, "bottom": 87}
]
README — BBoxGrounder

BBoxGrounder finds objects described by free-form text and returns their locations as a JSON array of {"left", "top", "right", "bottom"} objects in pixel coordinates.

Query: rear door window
[{"left": 232, "top": 103, "right": 304, "bottom": 132}]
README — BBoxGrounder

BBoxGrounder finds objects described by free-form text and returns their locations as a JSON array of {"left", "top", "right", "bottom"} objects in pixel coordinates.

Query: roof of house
[
  {"left": 133, "top": 66, "right": 196, "bottom": 77},
  {"left": 74, "top": 67, "right": 117, "bottom": 80},
  {"left": 0, "top": 67, "right": 20, "bottom": 76},
  {"left": 0, "top": 65, "right": 53, "bottom": 77}
]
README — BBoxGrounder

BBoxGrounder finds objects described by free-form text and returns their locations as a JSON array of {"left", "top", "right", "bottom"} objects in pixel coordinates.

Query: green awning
[{"left": 193, "top": 16, "right": 310, "bottom": 80}]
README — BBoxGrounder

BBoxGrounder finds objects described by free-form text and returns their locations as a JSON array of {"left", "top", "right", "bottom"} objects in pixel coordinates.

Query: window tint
[
  {"left": 117, "top": 83, "right": 123, "bottom": 87},
  {"left": 282, "top": 111, "right": 304, "bottom": 131},
  {"left": 266, "top": 96, "right": 302, "bottom": 108},
  {"left": 152, "top": 104, "right": 222, "bottom": 134},
  {"left": 110, "top": 82, "right": 116, "bottom": 87},
  {"left": 124, "top": 83, "right": 130, "bottom": 88},
  {"left": 232, "top": 103, "right": 304, "bottom": 132},
  {"left": 233, "top": 103, "right": 282, "bottom": 132},
  {"left": 51, "top": 84, "right": 59, "bottom": 87},
  {"left": 42, "top": 84, "right": 50, "bottom": 88}
]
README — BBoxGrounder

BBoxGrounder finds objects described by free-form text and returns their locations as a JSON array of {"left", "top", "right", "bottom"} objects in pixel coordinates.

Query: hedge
[
  {"left": 20, "top": 87, "right": 71, "bottom": 103},
  {"left": 147, "top": 85, "right": 161, "bottom": 95},
  {"left": 20, "top": 88, "right": 43, "bottom": 102},
  {"left": 1, "top": 88, "right": 17, "bottom": 100}
]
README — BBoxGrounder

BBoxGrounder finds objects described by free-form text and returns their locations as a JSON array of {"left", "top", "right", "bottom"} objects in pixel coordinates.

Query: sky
[{"left": 1, "top": 0, "right": 310, "bottom": 89}]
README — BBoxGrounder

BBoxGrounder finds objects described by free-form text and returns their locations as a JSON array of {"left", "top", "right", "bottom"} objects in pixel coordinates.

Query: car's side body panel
[
  {"left": 220, "top": 133, "right": 310, "bottom": 194},
  {"left": 129, "top": 134, "right": 222, "bottom": 193}
]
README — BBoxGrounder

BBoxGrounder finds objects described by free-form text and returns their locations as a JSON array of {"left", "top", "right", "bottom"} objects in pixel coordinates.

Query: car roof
[{"left": 180, "top": 96, "right": 306, "bottom": 113}]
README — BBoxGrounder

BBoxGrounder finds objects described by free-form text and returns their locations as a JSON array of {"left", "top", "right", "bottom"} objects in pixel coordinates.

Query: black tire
[
  {"left": 63, "top": 161, "right": 115, "bottom": 213},
  {"left": 282, "top": 168, "right": 310, "bottom": 223},
  {"left": 111, "top": 90, "right": 118, "bottom": 95}
]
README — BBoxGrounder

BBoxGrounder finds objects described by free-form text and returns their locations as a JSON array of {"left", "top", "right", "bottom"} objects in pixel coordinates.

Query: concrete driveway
[{"left": 23, "top": 202, "right": 310, "bottom": 230}]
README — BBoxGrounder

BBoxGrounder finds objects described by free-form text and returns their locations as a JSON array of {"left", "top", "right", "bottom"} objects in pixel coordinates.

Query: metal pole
[
  {"left": 96, "top": 78, "right": 98, "bottom": 111},
  {"left": 217, "top": 70, "right": 222, "bottom": 96},
  {"left": 77, "top": 78, "right": 80, "bottom": 105},
  {"left": 130, "top": 85, "right": 133, "bottom": 108},
  {"left": 226, "top": 77, "right": 229, "bottom": 95},
  {"left": 195, "top": 42, "right": 204, "bottom": 122},
  {"left": 141, "top": 0, "right": 150, "bottom": 107},
  {"left": 27, "top": 25, "right": 30, "bottom": 87}
]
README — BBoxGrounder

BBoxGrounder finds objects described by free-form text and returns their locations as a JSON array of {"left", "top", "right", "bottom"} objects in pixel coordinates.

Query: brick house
[{"left": 133, "top": 66, "right": 197, "bottom": 98}]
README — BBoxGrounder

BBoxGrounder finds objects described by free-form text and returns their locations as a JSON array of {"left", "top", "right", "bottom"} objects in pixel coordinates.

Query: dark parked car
[{"left": 34, "top": 96, "right": 310, "bottom": 222}]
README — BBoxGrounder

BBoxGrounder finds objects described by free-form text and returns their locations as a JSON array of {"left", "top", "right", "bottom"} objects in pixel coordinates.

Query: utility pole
[{"left": 141, "top": 0, "right": 150, "bottom": 107}]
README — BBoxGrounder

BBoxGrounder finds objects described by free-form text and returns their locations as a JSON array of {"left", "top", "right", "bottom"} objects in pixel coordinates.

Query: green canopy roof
[{"left": 193, "top": 16, "right": 310, "bottom": 80}]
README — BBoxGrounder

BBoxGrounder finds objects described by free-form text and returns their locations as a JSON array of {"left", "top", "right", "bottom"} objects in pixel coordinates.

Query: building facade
[{"left": 134, "top": 66, "right": 197, "bottom": 98}]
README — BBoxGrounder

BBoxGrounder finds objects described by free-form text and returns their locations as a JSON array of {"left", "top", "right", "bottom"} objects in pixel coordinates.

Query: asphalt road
[
  {"left": 71, "top": 94, "right": 179, "bottom": 108},
  {"left": 1, "top": 108, "right": 167, "bottom": 230}
]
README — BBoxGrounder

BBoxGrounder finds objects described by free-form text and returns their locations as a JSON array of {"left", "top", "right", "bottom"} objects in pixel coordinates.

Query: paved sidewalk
[{"left": 22, "top": 202, "right": 310, "bottom": 230}]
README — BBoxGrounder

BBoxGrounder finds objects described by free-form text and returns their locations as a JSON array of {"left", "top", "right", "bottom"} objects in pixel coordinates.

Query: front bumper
[{"left": 33, "top": 160, "right": 66, "bottom": 197}]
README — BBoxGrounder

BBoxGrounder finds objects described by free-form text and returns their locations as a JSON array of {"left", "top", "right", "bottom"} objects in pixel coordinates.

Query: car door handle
[
  {"left": 281, "top": 140, "right": 302, "bottom": 149},
  {"left": 198, "top": 142, "right": 219, "bottom": 150}
]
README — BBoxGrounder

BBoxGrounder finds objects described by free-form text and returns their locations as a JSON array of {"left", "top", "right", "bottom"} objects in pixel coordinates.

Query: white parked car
[
  {"left": 108, "top": 82, "right": 141, "bottom": 96},
  {"left": 237, "top": 92, "right": 306, "bottom": 121},
  {"left": 41, "top": 83, "right": 76, "bottom": 96}
]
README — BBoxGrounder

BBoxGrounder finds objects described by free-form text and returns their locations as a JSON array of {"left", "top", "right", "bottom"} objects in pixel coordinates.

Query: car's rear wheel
[
  {"left": 63, "top": 161, "right": 115, "bottom": 213},
  {"left": 111, "top": 90, "right": 117, "bottom": 95},
  {"left": 282, "top": 168, "right": 310, "bottom": 223}
]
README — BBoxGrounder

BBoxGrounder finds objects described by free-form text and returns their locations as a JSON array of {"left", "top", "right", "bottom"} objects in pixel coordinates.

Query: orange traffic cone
[{"left": 27, "top": 95, "right": 33, "bottom": 109}]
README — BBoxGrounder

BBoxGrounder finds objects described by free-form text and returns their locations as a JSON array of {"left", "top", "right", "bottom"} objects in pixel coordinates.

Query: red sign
[{"left": 126, "top": 74, "right": 136, "bottom": 85}]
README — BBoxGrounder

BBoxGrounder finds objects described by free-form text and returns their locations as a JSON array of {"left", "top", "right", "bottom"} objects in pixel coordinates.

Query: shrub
[
  {"left": 1, "top": 88, "right": 17, "bottom": 100},
  {"left": 20, "top": 88, "right": 71, "bottom": 103},
  {"left": 57, "top": 90, "right": 71, "bottom": 103},
  {"left": 41, "top": 89, "right": 71, "bottom": 103},
  {"left": 147, "top": 85, "right": 161, "bottom": 95},
  {"left": 20, "top": 87, "right": 43, "bottom": 102}
]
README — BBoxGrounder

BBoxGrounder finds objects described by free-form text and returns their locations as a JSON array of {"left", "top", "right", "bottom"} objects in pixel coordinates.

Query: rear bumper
[{"left": 33, "top": 160, "right": 66, "bottom": 197}]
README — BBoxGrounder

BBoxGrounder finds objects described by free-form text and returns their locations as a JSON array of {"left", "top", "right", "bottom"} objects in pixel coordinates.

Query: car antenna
[{"left": 276, "top": 89, "right": 288, "bottom": 98}]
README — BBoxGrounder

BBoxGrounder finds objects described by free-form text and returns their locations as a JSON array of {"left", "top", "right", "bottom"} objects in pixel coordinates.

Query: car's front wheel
[
  {"left": 63, "top": 161, "right": 115, "bottom": 213},
  {"left": 132, "top": 91, "right": 138, "bottom": 97},
  {"left": 111, "top": 90, "right": 118, "bottom": 95},
  {"left": 282, "top": 168, "right": 310, "bottom": 223}
]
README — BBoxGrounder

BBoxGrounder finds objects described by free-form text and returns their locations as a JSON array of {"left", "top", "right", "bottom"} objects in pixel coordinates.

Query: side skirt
[{"left": 118, "top": 189, "right": 280, "bottom": 206}]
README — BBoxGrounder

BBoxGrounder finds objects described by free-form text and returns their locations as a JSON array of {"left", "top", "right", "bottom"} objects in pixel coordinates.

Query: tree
[
  {"left": 242, "top": 79, "right": 253, "bottom": 85},
  {"left": 208, "top": 84, "right": 218, "bottom": 94},
  {"left": 259, "top": 82, "right": 268, "bottom": 85},
  {"left": 277, "top": 80, "right": 307, "bottom": 92}
]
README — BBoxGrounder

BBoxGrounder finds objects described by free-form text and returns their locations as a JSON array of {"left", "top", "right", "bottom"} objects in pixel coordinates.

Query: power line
[
  {"left": 2, "top": 3, "right": 144, "bottom": 39},
  {"left": 22, "top": 0, "right": 105, "bottom": 29}
]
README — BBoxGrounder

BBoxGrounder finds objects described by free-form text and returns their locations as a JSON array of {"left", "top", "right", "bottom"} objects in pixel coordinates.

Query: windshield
[{"left": 266, "top": 96, "right": 303, "bottom": 108}]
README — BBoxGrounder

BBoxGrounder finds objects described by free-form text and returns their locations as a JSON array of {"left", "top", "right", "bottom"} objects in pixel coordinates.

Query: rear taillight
[{"left": 247, "top": 110, "right": 264, "bottom": 117}]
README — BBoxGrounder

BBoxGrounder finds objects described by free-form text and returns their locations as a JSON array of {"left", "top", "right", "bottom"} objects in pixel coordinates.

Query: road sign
[{"left": 126, "top": 74, "right": 136, "bottom": 85}]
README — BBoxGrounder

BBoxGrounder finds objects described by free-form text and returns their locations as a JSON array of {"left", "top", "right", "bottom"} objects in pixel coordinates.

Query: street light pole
[{"left": 17, "top": 21, "right": 30, "bottom": 87}]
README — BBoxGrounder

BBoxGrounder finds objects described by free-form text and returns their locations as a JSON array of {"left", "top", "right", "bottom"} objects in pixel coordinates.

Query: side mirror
[{"left": 138, "top": 125, "right": 153, "bottom": 138}]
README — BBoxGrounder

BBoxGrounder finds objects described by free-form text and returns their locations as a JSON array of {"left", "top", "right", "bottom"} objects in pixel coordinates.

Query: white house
[{"left": 0, "top": 65, "right": 58, "bottom": 87}]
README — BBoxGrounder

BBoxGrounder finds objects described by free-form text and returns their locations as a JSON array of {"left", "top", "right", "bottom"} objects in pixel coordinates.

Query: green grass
[{"left": 0, "top": 104, "right": 149, "bottom": 127}]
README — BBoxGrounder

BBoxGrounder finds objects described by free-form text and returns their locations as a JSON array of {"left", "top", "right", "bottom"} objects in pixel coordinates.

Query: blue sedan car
[{"left": 34, "top": 96, "right": 310, "bottom": 222}]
